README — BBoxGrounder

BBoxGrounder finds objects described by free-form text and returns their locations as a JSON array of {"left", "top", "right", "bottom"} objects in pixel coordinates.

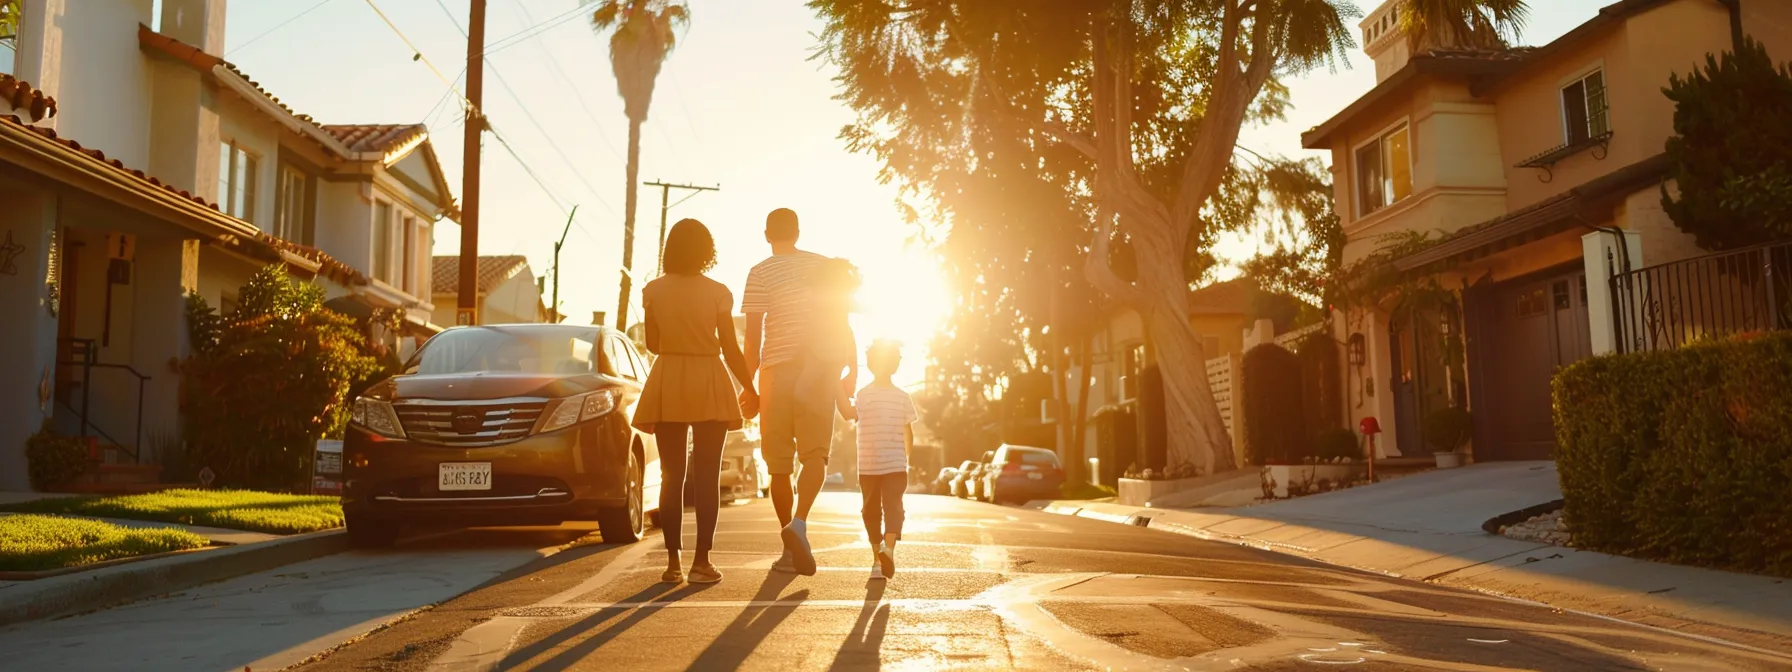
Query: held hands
[{"left": 738, "top": 388, "right": 760, "bottom": 420}]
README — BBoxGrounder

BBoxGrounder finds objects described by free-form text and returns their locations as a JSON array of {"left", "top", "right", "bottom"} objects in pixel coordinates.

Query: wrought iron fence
[{"left": 1610, "top": 241, "right": 1792, "bottom": 353}]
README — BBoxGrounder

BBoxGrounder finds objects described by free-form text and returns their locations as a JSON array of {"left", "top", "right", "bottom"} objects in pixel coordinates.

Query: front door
[
  {"left": 1477, "top": 267, "right": 1592, "bottom": 461},
  {"left": 1389, "top": 301, "right": 1457, "bottom": 457}
]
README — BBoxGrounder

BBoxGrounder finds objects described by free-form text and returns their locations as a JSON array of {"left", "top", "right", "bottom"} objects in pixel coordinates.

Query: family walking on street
[{"left": 629, "top": 208, "right": 919, "bottom": 585}]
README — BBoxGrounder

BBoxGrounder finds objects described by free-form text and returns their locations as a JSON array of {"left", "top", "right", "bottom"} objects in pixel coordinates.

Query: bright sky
[{"left": 220, "top": 0, "right": 1610, "bottom": 386}]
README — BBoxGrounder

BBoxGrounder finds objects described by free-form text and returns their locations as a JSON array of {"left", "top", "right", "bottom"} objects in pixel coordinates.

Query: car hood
[{"left": 378, "top": 373, "right": 597, "bottom": 401}]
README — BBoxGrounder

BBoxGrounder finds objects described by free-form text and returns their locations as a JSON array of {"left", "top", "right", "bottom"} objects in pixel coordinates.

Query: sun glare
[{"left": 849, "top": 249, "right": 948, "bottom": 386}]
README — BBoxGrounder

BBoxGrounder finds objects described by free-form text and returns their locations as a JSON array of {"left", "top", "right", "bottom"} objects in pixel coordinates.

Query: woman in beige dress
[{"left": 634, "top": 219, "right": 759, "bottom": 584}]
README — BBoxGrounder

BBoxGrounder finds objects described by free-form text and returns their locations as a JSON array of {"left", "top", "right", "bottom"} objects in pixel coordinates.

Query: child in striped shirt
[{"left": 851, "top": 340, "right": 917, "bottom": 581}]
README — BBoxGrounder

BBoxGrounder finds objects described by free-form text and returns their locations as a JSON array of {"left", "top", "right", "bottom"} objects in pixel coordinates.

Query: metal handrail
[
  {"left": 1609, "top": 240, "right": 1792, "bottom": 353},
  {"left": 56, "top": 338, "right": 150, "bottom": 463}
]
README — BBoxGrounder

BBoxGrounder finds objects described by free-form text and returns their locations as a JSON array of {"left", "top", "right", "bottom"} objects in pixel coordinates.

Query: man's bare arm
[{"left": 744, "top": 312, "right": 765, "bottom": 374}]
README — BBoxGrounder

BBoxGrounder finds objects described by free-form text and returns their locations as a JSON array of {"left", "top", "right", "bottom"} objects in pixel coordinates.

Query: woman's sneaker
[
  {"left": 869, "top": 564, "right": 887, "bottom": 581},
  {"left": 876, "top": 541, "right": 895, "bottom": 579},
  {"left": 781, "top": 519, "right": 817, "bottom": 576}
]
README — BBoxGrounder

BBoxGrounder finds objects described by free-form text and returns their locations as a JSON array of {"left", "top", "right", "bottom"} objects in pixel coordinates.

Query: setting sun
[{"left": 847, "top": 248, "right": 949, "bottom": 386}]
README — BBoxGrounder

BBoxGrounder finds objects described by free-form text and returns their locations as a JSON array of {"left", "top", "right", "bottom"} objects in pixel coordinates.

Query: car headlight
[
  {"left": 353, "top": 397, "right": 406, "bottom": 439},
  {"left": 539, "top": 391, "right": 617, "bottom": 433}
]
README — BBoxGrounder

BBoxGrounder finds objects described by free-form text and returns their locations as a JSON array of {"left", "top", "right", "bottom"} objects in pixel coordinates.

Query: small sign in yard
[{"left": 312, "top": 440, "right": 344, "bottom": 495}]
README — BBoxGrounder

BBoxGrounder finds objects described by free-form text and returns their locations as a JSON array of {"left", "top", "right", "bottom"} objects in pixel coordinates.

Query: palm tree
[
  {"left": 587, "top": 0, "right": 689, "bottom": 329},
  {"left": 1397, "top": 0, "right": 1529, "bottom": 51}
]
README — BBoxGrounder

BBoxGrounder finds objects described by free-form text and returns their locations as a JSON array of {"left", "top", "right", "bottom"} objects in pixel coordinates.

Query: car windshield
[
  {"left": 410, "top": 326, "right": 600, "bottom": 376},
  {"left": 1005, "top": 448, "right": 1059, "bottom": 466}
]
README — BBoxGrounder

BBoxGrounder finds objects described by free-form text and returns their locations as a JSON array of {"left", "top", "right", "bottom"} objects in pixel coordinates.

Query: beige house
[
  {"left": 1304, "top": 0, "right": 1792, "bottom": 461},
  {"left": 430, "top": 255, "right": 549, "bottom": 326},
  {"left": 0, "top": 0, "right": 455, "bottom": 490}
]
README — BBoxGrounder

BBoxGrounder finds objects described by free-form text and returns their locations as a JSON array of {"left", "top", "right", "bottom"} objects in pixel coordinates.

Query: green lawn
[
  {"left": 0, "top": 490, "right": 343, "bottom": 535},
  {"left": 0, "top": 515, "right": 209, "bottom": 573}
]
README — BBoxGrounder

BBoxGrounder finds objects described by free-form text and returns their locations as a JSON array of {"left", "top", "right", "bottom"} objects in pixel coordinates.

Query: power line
[
  {"left": 485, "top": 4, "right": 591, "bottom": 56},
  {"left": 362, "top": 0, "right": 470, "bottom": 111},
  {"left": 226, "top": 0, "right": 340, "bottom": 57},
  {"left": 512, "top": 3, "right": 624, "bottom": 163},
  {"left": 484, "top": 62, "right": 622, "bottom": 220}
]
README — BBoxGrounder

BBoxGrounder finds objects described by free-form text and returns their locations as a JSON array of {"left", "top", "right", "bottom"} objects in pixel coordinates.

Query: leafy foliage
[
  {"left": 0, "top": 489, "right": 343, "bottom": 535},
  {"left": 24, "top": 420, "right": 88, "bottom": 490},
  {"left": 1315, "top": 428, "right": 1360, "bottom": 462},
  {"left": 0, "top": 514, "right": 207, "bottom": 573},
  {"left": 584, "top": 0, "right": 688, "bottom": 122},
  {"left": 1662, "top": 37, "right": 1792, "bottom": 250},
  {"left": 813, "top": 0, "right": 1355, "bottom": 473},
  {"left": 1555, "top": 332, "right": 1792, "bottom": 577},
  {"left": 1395, "top": 0, "right": 1529, "bottom": 51},
  {"left": 181, "top": 266, "right": 381, "bottom": 492},
  {"left": 1421, "top": 406, "right": 1473, "bottom": 453},
  {"left": 1240, "top": 157, "right": 1345, "bottom": 311},
  {"left": 1242, "top": 343, "right": 1307, "bottom": 465}
]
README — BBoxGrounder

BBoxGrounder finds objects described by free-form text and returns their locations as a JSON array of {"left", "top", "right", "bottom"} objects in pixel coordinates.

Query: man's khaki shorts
[{"left": 759, "top": 363, "right": 834, "bottom": 475}]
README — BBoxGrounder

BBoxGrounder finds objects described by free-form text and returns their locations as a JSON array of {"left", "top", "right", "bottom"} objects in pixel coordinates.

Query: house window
[
  {"left": 218, "top": 141, "right": 258, "bottom": 222},
  {"left": 0, "top": 0, "right": 21, "bottom": 76},
  {"left": 1562, "top": 69, "right": 1609, "bottom": 144},
  {"left": 372, "top": 201, "right": 394, "bottom": 284},
  {"left": 275, "top": 164, "right": 311, "bottom": 242},
  {"left": 1355, "top": 123, "right": 1412, "bottom": 216}
]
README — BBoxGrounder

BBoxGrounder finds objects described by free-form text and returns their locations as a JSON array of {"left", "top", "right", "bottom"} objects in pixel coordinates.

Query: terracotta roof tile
[
  {"left": 432, "top": 255, "right": 530, "bottom": 296},
  {"left": 320, "top": 124, "right": 428, "bottom": 154},
  {"left": 0, "top": 73, "right": 58, "bottom": 123},
  {"left": 0, "top": 113, "right": 217, "bottom": 210}
]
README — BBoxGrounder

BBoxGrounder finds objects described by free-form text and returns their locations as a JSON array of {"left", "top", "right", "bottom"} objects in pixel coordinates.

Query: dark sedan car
[
  {"left": 341, "top": 324, "right": 660, "bottom": 547},
  {"left": 983, "top": 445, "right": 1066, "bottom": 504}
]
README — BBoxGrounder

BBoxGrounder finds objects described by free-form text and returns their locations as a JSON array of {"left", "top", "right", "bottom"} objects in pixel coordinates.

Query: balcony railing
[{"left": 1610, "top": 241, "right": 1792, "bottom": 354}]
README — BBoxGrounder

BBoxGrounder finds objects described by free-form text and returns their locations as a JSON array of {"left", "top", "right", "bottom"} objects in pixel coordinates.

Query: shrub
[
  {"left": 1296, "top": 333, "right": 1344, "bottom": 432},
  {"left": 1093, "top": 404, "right": 1137, "bottom": 483},
  {"left": 1242, "top": 343, "right": 1307, "bottom": 464},
  {"left": 181, "top": 266, "right": 383, "bottom": 492},
  {"left": 1554, "top": 332, "right": 1792, "bottom": 576},
  {"left": 24, "top": 421, "right": 88, "bottom": 490},
  {"left": 1662, "top": 37, "right": 1792, "bottom": 249},
  {"left": 1315, "top": 428, "right": 1359, "bottom": 462},
  {"left": 1422, "top": 407, "right": 1473, "bottom": 453},
  {"left": 1137, "top": 365, "right": 1167, "bottom": 470}
]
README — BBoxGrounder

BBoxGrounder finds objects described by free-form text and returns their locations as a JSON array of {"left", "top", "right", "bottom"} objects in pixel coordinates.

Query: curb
[
  {"left": 1037, "top": 500, "right": 1792, "bottom": 649},
  {"left": 0, "top": 528, "right": 349, "bottom": 628}
]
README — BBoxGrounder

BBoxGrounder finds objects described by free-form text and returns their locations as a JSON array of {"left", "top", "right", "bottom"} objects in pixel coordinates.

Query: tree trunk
[
  {"left": 1070, "top": 331, "right": 1093, "bottom": 484},
  {"left": 615, "top": 118, "right": 643, "bottom": 329},
  {"left": 1134, "top": 244, "right": 1237, "bottom": 477}
]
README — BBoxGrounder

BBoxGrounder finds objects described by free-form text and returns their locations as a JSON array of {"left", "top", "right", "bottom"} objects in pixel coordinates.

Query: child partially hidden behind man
[{"left": 848, "top": 340, "right": 916, "bottom": 580}]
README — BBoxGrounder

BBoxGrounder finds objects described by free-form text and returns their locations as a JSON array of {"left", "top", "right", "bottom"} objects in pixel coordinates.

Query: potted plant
[{"left": 1423, "top": 407, "right": 1473, "bottom": 468}]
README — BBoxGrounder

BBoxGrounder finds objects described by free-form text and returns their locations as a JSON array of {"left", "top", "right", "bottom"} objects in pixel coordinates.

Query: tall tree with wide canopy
[
  {"left": 587, "top": 0, "right": 688, "bottom": 328},
  {"left": 813, "top": 0, "right": 1360, "bottom": 474}
]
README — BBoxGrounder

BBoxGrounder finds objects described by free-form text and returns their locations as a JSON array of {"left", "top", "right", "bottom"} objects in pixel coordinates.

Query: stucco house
[
  {"left": 0, "top": 0, "right": 457, "bottom": 490},
  {"left": 430, "top": 255, "right": 549, "bottom": 326},
  {"left": 1304, "top": 0, "right": 1792, "bottom": 462}
]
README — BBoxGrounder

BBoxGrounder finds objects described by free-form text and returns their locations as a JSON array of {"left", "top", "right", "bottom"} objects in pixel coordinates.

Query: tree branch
[
  {"left": 1169, "top": 0, "right": 1278, "bottom": 231},
  {"left": 1083, "top": 204, "right": 1140, "bottom": 307}
]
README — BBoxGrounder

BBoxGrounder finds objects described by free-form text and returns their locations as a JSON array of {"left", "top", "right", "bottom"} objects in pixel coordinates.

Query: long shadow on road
[
  {"left": 501, "top": 581, "right": 709, "bottom": 670},
  {"left": 686, "top": 572, "right": 808, "bottom": 670},
  {"left": 828, "top": 580, "right": 890, "bottom": 671}
]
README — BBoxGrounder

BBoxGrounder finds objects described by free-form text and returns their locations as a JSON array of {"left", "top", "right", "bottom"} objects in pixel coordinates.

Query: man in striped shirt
[{"left": 743, "top": 208, "right": 841, "bottom": 575}]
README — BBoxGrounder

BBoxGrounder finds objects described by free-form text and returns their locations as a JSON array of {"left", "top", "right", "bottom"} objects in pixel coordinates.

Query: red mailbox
[
  {"left": 1358, "top": 416, "right": 1381, "bottom": 436},
  {"left": 1358, "top": 417, "right": 1382, "bottom": 482}
]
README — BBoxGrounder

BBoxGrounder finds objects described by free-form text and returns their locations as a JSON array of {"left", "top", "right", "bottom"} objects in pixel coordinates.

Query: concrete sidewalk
[{"left": 1039, "top": 461, "right": 1792, "bottom": 646}]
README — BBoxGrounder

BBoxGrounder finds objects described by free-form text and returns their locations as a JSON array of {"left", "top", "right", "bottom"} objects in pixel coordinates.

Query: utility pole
[
  {"left": 550, "top": 206, "right": 578, "bottom": 324},
  {"left": 455, "top": 0, "right": 487, "bottom": 327},
  {"left": 645, "top": 180, "right": 720, "bottom": 276}
]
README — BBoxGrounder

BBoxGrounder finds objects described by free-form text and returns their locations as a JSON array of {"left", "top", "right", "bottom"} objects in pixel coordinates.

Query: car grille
[{"left": 394, "top": 401, "right": 547, "bottom": 447}]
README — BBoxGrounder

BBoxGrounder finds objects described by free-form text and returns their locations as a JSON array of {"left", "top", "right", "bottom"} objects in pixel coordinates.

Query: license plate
[
  {"left": 438, "top": 462, "right": 492, "bottom": 491},
  {"left": 1027, "top": 472, "right": 1044, "bottom": 480}
]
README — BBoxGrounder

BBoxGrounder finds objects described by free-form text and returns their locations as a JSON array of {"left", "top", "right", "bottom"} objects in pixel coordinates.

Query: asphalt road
[{"left": 271, "top": 493, "right": 1787, "bottom": 672}]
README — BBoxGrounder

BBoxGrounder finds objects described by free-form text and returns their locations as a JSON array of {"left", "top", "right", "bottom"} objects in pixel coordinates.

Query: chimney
[
  {"left": 1360, "top": 0, "right": 1411, "bottom": 84},
  {"left": 592, "top": 311, "right": 607, "bottom": 326},
  {"left": 160, "top": 0, "right": 228, "bottom": 54}
]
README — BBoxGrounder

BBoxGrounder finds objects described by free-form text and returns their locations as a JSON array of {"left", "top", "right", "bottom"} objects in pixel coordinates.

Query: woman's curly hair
[{"left": 661, "top": 218, "right": 717, "bottom": 275}]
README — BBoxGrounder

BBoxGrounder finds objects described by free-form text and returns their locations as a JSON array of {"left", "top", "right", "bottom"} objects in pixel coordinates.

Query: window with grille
[
  {"left": 1562, "top": 70, "right": 1609, "bottom": 144},
  {"left": 373, "top": 201, "right": 394, "bottom": 284}
]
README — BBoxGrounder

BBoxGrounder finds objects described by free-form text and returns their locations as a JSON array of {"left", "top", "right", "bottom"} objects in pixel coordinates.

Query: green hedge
[{"left": 1554, "top": 332, "right": 1792, "bottom": 576}]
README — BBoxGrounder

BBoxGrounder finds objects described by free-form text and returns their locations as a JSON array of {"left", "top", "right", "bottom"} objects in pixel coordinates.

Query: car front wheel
[
  {"left": 345, "top": 513, "right": 399, "bottom": 548},
  {"left": 599, "top": 451, "right": 645, "bottom": 544}
]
